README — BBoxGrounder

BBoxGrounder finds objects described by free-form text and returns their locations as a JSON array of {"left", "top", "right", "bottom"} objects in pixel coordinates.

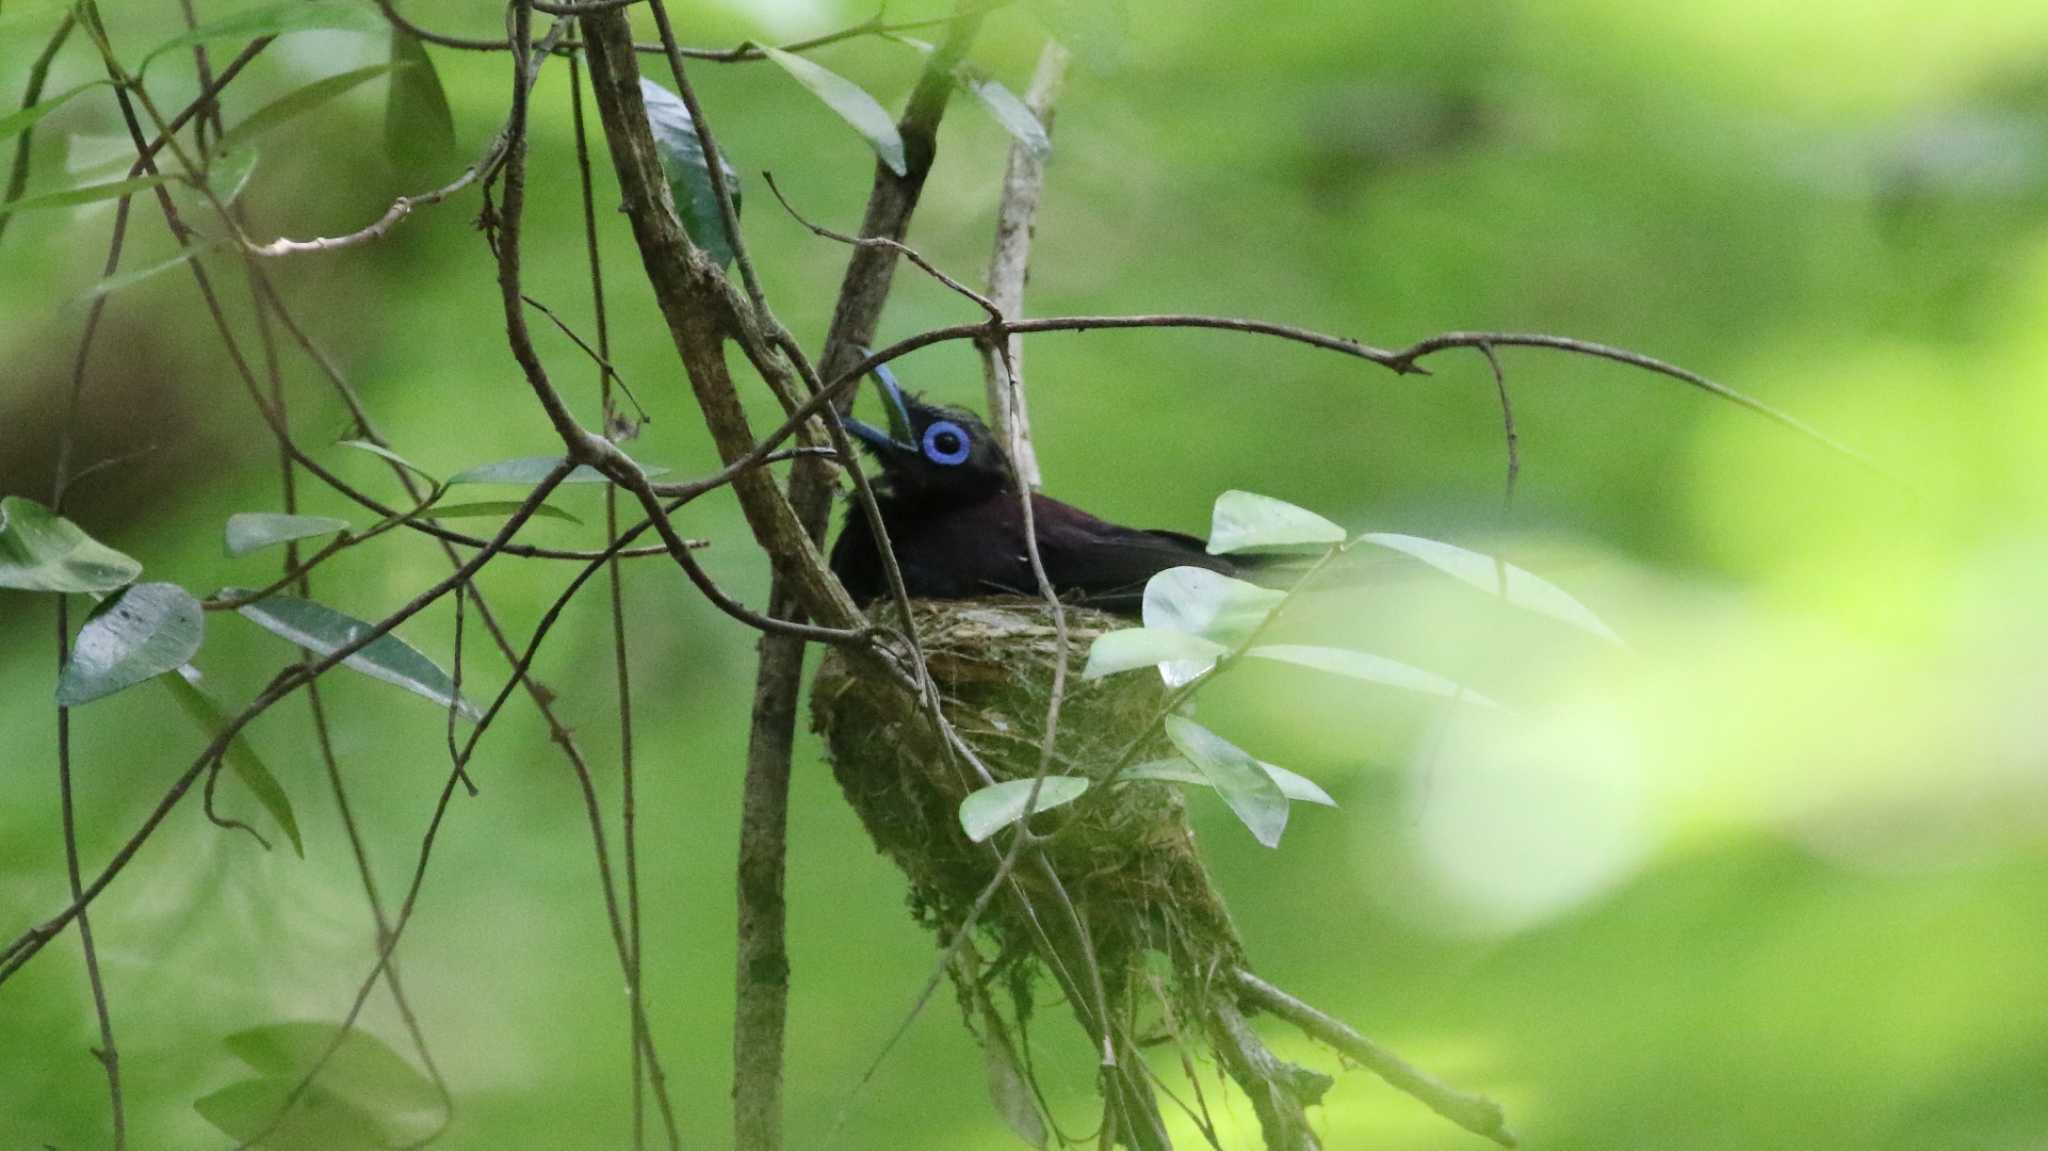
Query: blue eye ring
[{"left": 921, "top": 420, "right": 972, "bottom": 466}]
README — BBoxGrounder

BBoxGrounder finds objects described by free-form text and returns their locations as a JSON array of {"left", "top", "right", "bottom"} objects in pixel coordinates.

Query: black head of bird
[
  {"left": 840, "top": 366, "right": 1011, "bottom": 511},
  {"left": 829, "top": 363, "right": 1240, "bottom": 613}
]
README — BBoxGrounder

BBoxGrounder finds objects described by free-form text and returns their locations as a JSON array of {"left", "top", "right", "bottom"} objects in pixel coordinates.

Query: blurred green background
[{"left": 5, "top": 0, "right": 2048, "bottom": 1148}]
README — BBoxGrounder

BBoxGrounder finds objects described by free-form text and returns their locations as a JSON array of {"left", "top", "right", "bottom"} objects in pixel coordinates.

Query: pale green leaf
[
  {"left": 140, "top": 0, "right": 389, "bottom": 73},
  {"left": 193, "top": 1078, "right": 393, "bottom": 1151},
  {"left": 228, "top": 592, "right": 478, "bottom": 718},
  {"left": 1122, "top": 757, "right": 1336, "bottom": 807},
  {"left": 1207, "top": 490, "right": 1345, "bottom": 554},
  {"left": 225, "top": 513, "right": 350, "bottom": 558},
  {"left": 1164, "top": 715, "right": 1288, "bottom": 847},
  {"left": 1245, "top": 644, "right": 1497, "bottom": 707},
  {"left": 1358, "top": 532, "right": 1622, "bottom": 644},
  {"left": 0, "top": 495, "right": 141, "bottom": 593},
  {"left": 1141, "top": 565, "right": 1285, "bottom": 685},
  {"left": 958, "top": 776, "right": 1090, "bottom": 842},
  {"left": 1081, "top": 627, "right": 1226, "bottom": 680},
  {"left": 57, "top": 583, "right": 203, "bottom": 706},
  {"left": 0, "top": 81, "right": 107, "bottom": 144},
  {"left": 0, "top": 173, "right": 172, "bottom": 220},
  {"left": 760, "top": 46, "right": 907, "bottom": 176},
  {"left": 79, "top": 247, "right": 209, "bottom": 301},
  {"left": 338, "top": 438, "right": 438, "bottom": 485},
  {"left": 420, "top": 500, "right": 581, "bottom": 525},
  {"left": 446, "top": 455, "right": 668, "bottom": 486},
  {"left": 957, "top": 71, "right": 1050, "bottom": 159}
]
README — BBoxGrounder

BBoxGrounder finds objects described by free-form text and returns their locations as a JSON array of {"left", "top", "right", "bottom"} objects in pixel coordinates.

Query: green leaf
[
  {"left": 1141, "top": 565, "right": 1285, "bottom": 685},
  {"left": 0, "top": 173, "right": 172, "bottom": 220},
  {"left": 980, "top": 1006, "right": 1047, "bottom": 1148},
  {"left": 193, "top": 1078, "right": 394, "bottom": 1151},
  {"left": 225, "top": 513, "right": 351, "bottom": 558},
  {"left": 214, "top": 63, "right": 401, "bottom": 156},
  {"left": 957, "top": 71, "right": 1051, "bottom": 160},
  {"left": 446, "top": 455, "right": 669, "bottom": 486},
  {"left": 0, "top": 495, "right": 142, "bottom": 593},
  {"left": 639, "top": 76, "right": 741, "bottom": 267},
  {"left": 338, "top": 438, "right": 438, "bottom": 485},
  {"left": 226, "top": 1021, "right": 441, "bottom": 1114},
  {"left": 1122, "top": 757, "right": 1336, "bottom": 807},
  {"left": 209, "top": 146, "right": 260, "bottom": 206},
  {"left": 1206, "top": 490, "right": 1345, "bottom": 554},
  {"left": 958, "top": 777, "right": 1090, "bottom": 842},
  {"left": 384, "top": 28, "right": 455, "bottom": 171},
  {"left": 79, "top": 247, "right": 210, "bottom": 300},
  {"left": 1245, "top": 644, "right": 1498, "bottom": 707},
  {"left": 1164, "top": 715, "right": 1288, "bottom": 848},
  {"left": 0, "top": 81, "right": 108, "bottom": 144},
  {"left": 759, "top": 46, "right": 908, "bottom": 177},
  {"left": 227, "top": 592, "right": 479, "bottom": 719},
  {"left": 139, "top": 0, "right": 389, "bottom": 73},
  {"left": 57, "top": 583, "right": 204, "bottom": 706},
  {"left": 165, "top": 665, "right": 301, "bottom": 856},
  {"left": 1081, "top": 627, "right": 1227, "bottom": 680},
  {"left": 1357, "top": 532, "right": 1622, "bottom": 644},
  {"left": 420, "top": 500, "right": 581, "bottom": 525}
]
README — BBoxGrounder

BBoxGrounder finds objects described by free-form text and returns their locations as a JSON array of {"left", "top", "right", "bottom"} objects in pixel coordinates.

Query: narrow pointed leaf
[
  {"left": 56, "top": 583, "right": 203, "bottom": 706},
  {"left": 79, "top": 247, "right": 210, "bottom": 299},
  {"left": 420, "top": 500, "right": 580, "bottom": 525},
  {"left": 640, "top": 77, "right": 741, "bottom": 266},
  {"left": 226, "top": 1021, "right": 441, "bottom": 1113},
  {"left": 980, "top": 1004, "right": 1047, "bottom": 1148},
  {"left": 338, "top": 438, "right": 438, "bottom": 485},
  {"left": 228, "top": 592, "right": 478, "bottom": 718},
  {"left": 0, "top": 81, "right": 108, "bottom": 144},
  {"left": 208, "top": 146, "right": 260, "bottom": 206},
  {"left": 1207, "top": 490, "right": 1345, "bottom": 554},
  {"left": 958, "top": 72, "right": 1050, "bottom": 159},
  {"left": 1164, "top": 716, "right": 1288, "bottom": 847},
  {"left": 446, "top": 455, "right": 668, "bottom": 486},
  {"left": 760, "top": 46, "right": 908, "bottom": 176},
  {"left": 225, "top": 513, "right": 350, "bottom": 558},
  {"left": 214, "top": 63, "right": 401, "bottom": 156},
  {"left": 1358, "top": 532, "right": 1622, "bottom": 644},
  {"left": 1142, "top": 565, "right": 1285, "bottom": 685},
  {"left": 384, "top": 28, "right": 455, "bottom": 170},
  {"left": 0, "top": 495, "right": 141, "bottom": 593},
  {"left": 959, "top": 777, "right": 1090, "bottom": 843},
  {"left": 1122, "top": 757, "right": 1336, "bottom": 807},
  {"left": 1082, "top": 627, "right": 1226, "bottom": 680},
  {"left": 1246, "top": 644, "right": 1497, "bottom": 707},
  {"left": 0, "top": 173, "right": 172, "bottom": 220},
  {"left": 165, "top": 665, "right": 301, "bottom": 855},
  {"left": 139, "top": 0, "right": 388, "bottom": 73}
]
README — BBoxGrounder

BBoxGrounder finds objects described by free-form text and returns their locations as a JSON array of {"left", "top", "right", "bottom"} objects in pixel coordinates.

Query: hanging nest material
[{"left": 814, "top": 598, "right": 1339, "bottom": 1150}]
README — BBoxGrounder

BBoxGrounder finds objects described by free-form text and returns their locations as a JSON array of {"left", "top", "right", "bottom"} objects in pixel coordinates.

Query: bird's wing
[{"left": 1013, "top": 496, "right": 1235, "bottom": 613}]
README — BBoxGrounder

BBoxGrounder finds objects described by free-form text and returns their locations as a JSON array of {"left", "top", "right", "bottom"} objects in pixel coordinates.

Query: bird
[{"left": 828, "top": 363, "right": 1240, "bottom": 615}]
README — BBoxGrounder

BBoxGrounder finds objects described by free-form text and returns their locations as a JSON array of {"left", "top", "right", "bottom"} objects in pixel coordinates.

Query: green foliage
[
  {"left": 760, "top": 46, "right": 908, "bottom": 177},
  {"left": 165, "top": 665, "right": 301, "bottom": 856},
  {"left": 1205, "top": 489, "right": 1346, "bottom": 554},
  {"left": 957, "top": 775, "right": 1091, "bottom": 842},
  {"left": 225, "top": 592, "right": 478, "bottom": 718},
  {"left": 0, "top": 496, "right": 141, "bottom": 593},
  {"left": 224, "top": 513, "right": 350, "bottom": 558},
  {"left": 419, "top": 499, "right": 581, "bottom": 525},
  {"left": 0, "top": 81, "right": 108, "bottom": 143},
  {"left": 212, "top": 63, "right": 401, "bottom": 157},
  {"left": 0, "top": 173, "right": 171, "bottom": 219},
  {"left": 1358, "top": 532, "right": 1621, "bottom": 643},
  {"left": 956, "top": 71, "right": 1051, "bottom": 159},
  {"left": 640, "top": 76, "right": 741, "bottom": 267},
  {"left": 136, "top": 0, "right": 387, "bottom": 74},
  {"left": 384, "top": 28, "right": 455, "bottom": 171},
  {"left": 1079, "top": 625, "right": 1225, "bottom": 678},
  {"left": 1243, "top": 643, "right": 1496, "bottom": 705},
  {"left": 1164, "top": 713, "right": 1289, "bottom": 847},
  {"left": 445, "top": 454, "right": 668, "bottom": 486},
  {"left": 337, "top": 439, "right": 438, "bottom": 485},
  {"left": 55, "top": 582, "right": 203, "bottom": 706}
]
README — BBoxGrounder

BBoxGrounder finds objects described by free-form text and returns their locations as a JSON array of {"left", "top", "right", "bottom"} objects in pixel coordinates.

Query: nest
[{"left": 813, "top": 598, "right": 1331, "bottom": 1150}]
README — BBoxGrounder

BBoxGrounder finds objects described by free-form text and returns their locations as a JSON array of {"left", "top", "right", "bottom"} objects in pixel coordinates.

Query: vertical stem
[{"left": 571, "top": 51, "right": 648, "bottom": 1150}]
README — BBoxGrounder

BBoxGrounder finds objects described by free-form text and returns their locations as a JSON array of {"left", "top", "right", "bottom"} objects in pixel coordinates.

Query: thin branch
[
  {"left": 1479, "top": 341, "right": 1518, "bottom": 509},
  {"left": 977, "top": 40, "right": 1070, "bottom": 489},
  {"left": 0, "top": 9, "right": 78, "bottom": 244},
  {"left": 1233, "top": 969, "right": 1517, "bottom": 1148}
]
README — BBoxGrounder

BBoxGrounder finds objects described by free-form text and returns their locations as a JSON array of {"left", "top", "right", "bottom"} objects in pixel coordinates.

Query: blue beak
[{"left": 844, "top": 360, "right": 917, "bottom": 453}]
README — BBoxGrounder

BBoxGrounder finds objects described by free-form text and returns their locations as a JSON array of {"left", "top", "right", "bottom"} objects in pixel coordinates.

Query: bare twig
[
  {"left": 977, "top": 41, "right": 1070, "bottom": 489},
  {"left": 1234, "top": 969, "right": 1517, "bottom": 1147},
  {"left": 0, "top": 9, "right": 78, "bottom": 244}
]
